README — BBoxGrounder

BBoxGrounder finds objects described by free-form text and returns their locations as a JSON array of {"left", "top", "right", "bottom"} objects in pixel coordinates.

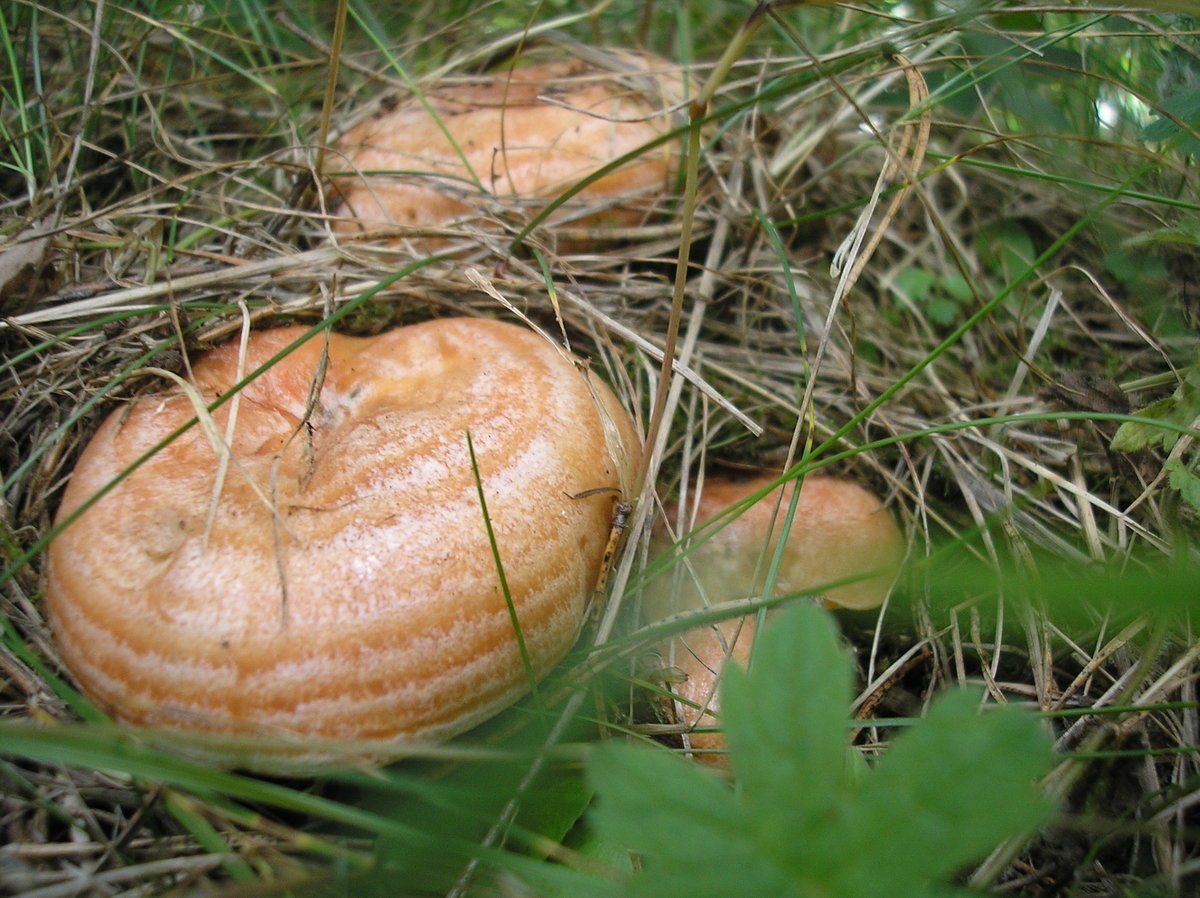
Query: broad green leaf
[
  {"left": 720, "top": 605, "right": 855, "bottom": 851},
  {"left": 837, "top": 691, "right": 1055, "bottom": 894},
  {"left": 941, "top": 271, "right": 972, "bottom": 303},
  {"left": 506, "top": 850, "right": 627, "bottom": 898},
  {"left": 1102, "top": 247, "right": 1170, "bottom": 294},
  {"left": 586, "top": 742, "right": 800, "bottom": 898}
]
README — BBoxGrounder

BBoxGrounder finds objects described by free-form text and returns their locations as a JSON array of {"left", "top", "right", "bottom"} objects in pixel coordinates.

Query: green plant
[
  {"left": 1141, "top": 22, "right": 1200, "bottom": 157},
  {"left": 562, "top": 604, "right": 1056, "bottom": 898},
  {"left": 893, "top": 265, "right": 974, "bottom": 327},
  {"left": 1112, "top": 356, "right": 1200, "bottom": 511}
]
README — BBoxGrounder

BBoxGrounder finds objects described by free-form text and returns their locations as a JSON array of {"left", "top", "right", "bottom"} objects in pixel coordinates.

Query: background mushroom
[
  {"left": 326, "top": 51, "right": 687, "bottom": 244},
  {"left": 647, "top": 474, "right": 905, "bottom": 763},
  {"left": 45, "top": 318, "right": 639, "bottom": 770}
]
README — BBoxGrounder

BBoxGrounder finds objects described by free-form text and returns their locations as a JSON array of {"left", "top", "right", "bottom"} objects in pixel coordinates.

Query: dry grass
[{"left": 2, "top": 1, "right": 1198, "bottom": 895}]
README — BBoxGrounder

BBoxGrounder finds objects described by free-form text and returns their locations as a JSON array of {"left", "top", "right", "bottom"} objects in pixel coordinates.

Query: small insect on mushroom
[
  {"left": 569, "top": 486, "right": 633, "bottom": 596},
  {"left": 600, "top": 499, "right": 633, "bottom": 594},
  {"left": 45, "top": 318, "right": 640, "bottom": 771},
  {"left": 567, "top": 486, "right": 634, "bottom": 639}
]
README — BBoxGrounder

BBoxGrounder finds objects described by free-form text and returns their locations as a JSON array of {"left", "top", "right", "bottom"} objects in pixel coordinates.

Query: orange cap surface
[
  {"left": 46, "top": 318, "right": 638, "bottom": 769},
  {"left": 650, "top": 474, "right": 905, "bottom": 618},
  {"left": 666, "top": 616, "right": 757, "bottom": 764},
  {"left": 327, "top": 55, "right": 685, "bottom": 241},
  {"left": 650, "top": 474, "right": 904, "bottom": 764}
]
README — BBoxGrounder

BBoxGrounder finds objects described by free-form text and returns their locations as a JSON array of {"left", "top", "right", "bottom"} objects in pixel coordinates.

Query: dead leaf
[{"left": 1041, "top": 371, "right": 1131, "bottom": 416}]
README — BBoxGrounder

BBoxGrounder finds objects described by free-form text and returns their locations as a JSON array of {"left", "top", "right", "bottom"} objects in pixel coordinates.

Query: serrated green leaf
[
  {"left": 1142, "top": 115, "right": 1183, "bottom": 143},
  {"left": 1166, "top": 458, "right": 1200, "bottom": 512},
  {"left": 720, "top": 606, "right": 854, "bottom": 846},
  {"left": 837, "top": 691, "right": 1055, "bottom": 894},
  {"left": 586, "top": 743, "right": 800, "bottom": 898},
  {"left": 581, "top": 611, "right": 1059, "bottom": 898},
  {"left": 588, "top": 742, "right": 736, "bottom": 859}
]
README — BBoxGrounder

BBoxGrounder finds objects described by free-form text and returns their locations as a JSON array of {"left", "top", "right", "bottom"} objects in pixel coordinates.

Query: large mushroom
[
  {"left": 326, "top": 52, "right": 687, "bottom": 244},
  {"left": 648, "top": 474, "right": 905, "bottom": 763},
  {"left": 45, "top": 318, "right": 639, "bottom": 770}
]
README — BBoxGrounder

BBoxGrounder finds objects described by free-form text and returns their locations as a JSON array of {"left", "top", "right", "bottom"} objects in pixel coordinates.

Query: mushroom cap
[
  {"left": 648, "top": 474, "right": 905, "bottom": 619},
  {"left": 46, "top": 318, "right": 639, "bottom": 769},
  {"left": 665, "top": 616, "right": 757, "bottom": 765},
  {"left": 327, "top": 54, "right": 686, "bottom": 241},
  {"left": 648, "top": 474, "right": 904, "bottom": 765}
]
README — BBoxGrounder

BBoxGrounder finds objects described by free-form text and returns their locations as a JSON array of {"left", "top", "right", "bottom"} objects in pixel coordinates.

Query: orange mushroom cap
[
  {"left": 649, "top": 474, "right": 906, "bottom": 619},
  {"left": 666, "top": 616, "right": 758, "bottom": 763},
  {"left": 46, "top": 318, "right": 639, "bottom": 769},
  {"left": 327, "top": 54, "right": 686, "bottom": 242},
  {"left": 649, "top": 474, "right": 905, "bottom": 765}
]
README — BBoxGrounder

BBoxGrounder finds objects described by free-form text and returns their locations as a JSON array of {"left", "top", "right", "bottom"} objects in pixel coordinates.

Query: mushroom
[
  {"left": 45, "top": 318, "right": 639, "bottom": 770},
  {"left": 664, "top": 616, "right": 758, "bottom": 763},
  {"left": 648, "top": 474, "right": 905, "bottom": 763},
  {"left": 326, "top": 52, "right": 686, "bottom": 244}
]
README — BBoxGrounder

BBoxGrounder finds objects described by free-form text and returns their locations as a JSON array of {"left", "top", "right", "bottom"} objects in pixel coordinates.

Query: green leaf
[
  {"left": 1111, "top": 361, "right": 1200, "bottom": 453},
  {"left": 586, "top": 743, "right": 800, "bottom": 898},
  {"left": 1102, "top": 247, "right": 1170, "bottom": 290},
  {"left": 940, "top": 271, "right": 972, "bottom": 303},
  {"left": 1123, "top": 215, "right": 1200, "bottom": 250},
  {"left": 1111, "top": 395, "right": 1181, "bottom": 452},
  {"left": 896, "top": 267, "right": 936, "bottom": 302},
  {"left": 1141, "top": 89, "right": 1200, "bottom": 145},
  {"left": 720, "top": 606, "right": 855, "bottom": 846},
  {"left": 977, "top": 220, "right": 1036, "bottom": 281},
  {"left": 582, "top": 607, "right": 1058, "bottom": 898},
  {"left": 1166, "top": 457, "right": 1200, "bottom": 512},
  {"left": 925, "top": 296, "right": 962, "bottom": 327},
  {"left": 838, "top": 690, "right": 1055, "bottom": 894}
]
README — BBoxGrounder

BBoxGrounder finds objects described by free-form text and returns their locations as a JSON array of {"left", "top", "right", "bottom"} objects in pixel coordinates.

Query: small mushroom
[
  {"left": 326, "top": 52, "right": 686, "bottom": 243},
  {"left": 665, "top": 616, "right": 758, "bottom": 763},
  {"left": 649, "top": 474, "right": 905, "bottom": 763},
  {"left": 45, "top": 318, "right": 638, "bottom": 770}
]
